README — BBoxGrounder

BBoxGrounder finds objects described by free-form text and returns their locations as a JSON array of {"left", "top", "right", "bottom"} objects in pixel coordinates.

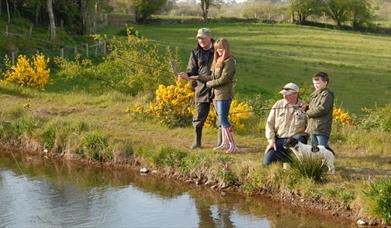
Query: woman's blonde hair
[{"left": 212, "top": 38, "right": 232, "bottom": 71}]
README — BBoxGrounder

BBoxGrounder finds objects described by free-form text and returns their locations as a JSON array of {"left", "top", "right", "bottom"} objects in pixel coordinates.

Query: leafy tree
[
  {"left": 289, "top": 0, "right": 321, "bottom": 24},
  {"left": 349, "top": 0, "right": 374, "bottom": 29},
  {"left": 133, "top": 0, "right": 168, "bottom": 23},
  {"left": 323, "top": 0, "right": 351, "bottom": 26}
]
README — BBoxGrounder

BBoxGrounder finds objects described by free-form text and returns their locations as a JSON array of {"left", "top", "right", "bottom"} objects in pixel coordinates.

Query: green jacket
[
  {"left": 306, "top": 88, "right": 334, "bottom": 137},
  {"left": 186, "top": 41, "right": 214, "bottom": 103},
  {"left": 198, "top": 56, "right": 236, "bottom": 101}
]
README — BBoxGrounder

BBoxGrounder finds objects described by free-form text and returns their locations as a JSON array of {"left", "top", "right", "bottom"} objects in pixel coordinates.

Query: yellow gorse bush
[
  {"left": 147, "top": 78, "right": 194, "bottom": 127},
  {"left": 333, "top": 107, "right": 352, "bottom": 124},
  {"left": 2, "top": 53, "right": 50, "bottom": 89},
  {"left": 200, "top": 100, "right": 253, "bottom": 129},
  {"left": 128, "top": 78, "right": 253, "bottom": 128}
]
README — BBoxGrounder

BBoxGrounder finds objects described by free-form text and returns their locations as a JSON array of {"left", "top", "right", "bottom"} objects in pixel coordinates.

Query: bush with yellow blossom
[
  {"left": 200, "top": 100, "right": 253, "bottom": 129},
  {"left": 2, "top": 53, "right": 50, "bottom": 89},
  {"left": 333, "top": 107, "right": 352, "bottom": 125},
  {"left": 128, "top": 78, "right": 253, "bottom": 129}
]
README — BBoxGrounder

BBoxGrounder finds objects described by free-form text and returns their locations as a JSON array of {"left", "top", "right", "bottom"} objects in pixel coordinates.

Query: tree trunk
[
  {"left": 92, "top": 1, "right": 98, "bottom": 33},
  {"left": 11, "top": 0, "right": 19, "bottom": 17},
  {"left": 200, "top": 0, "right": 209, "bottom": 23},
  {"left": 80, "top": 0, "right": 88, "bottom": 34},
  {"left": 47, "top": 0, "right": 56, "bottom": 41},
  {"left": 35, "top": 3, "right": 41, "bottom": 25},
  {"left": 6, "top": 0, "right": 10, "bottom": 23},
  {"left": 0, "top": 0, "right": 2, "bottom": 17}
]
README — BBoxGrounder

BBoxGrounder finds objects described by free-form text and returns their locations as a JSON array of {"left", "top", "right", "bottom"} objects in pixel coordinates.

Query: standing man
[{"left": 178, "top": 28, "right": 219, "bottom": 149}]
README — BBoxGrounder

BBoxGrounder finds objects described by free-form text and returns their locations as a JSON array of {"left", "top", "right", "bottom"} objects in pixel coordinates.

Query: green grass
[
  {"left": 1, "top": 21, "right": 391, "bottom": 222},
  {"left": 101, "top": 23, "right": 391, "bottom": 114}
]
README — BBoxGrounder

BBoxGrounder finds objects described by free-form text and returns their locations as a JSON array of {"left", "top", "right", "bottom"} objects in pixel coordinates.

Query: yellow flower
[{"left": 2, "top": 53, "right": 50, "bottom": 89}]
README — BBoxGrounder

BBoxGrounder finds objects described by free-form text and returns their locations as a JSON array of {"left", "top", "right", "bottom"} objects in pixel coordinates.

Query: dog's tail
[{"left": 326, "top": 146, "right": 335, "bottom": 156}]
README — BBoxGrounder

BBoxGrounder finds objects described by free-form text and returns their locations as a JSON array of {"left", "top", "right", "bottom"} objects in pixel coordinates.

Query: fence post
[
  {"left": 29, "top": 24, "right": 33, "bottom": 37},
  {"left": 60, "top": 48, "right": 64, "bottom": 58},
  {"left": 5, "top": 24, "right": 8, "bottom": 36},
  {"left": 95, "top": 42, "right": 98, "bottom": 57},
  {"left": 74, "top": 46, "right": 78, "bottom": 59},
  {"left": 11, "top": 52, "right": 16, "bottom": 65},
  {"left": 85, "top": 43, "right": 89, "bottom": 58}
]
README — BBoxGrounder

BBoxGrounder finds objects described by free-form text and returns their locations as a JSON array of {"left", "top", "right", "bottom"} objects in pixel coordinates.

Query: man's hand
[
  {"left": 177, "top": 72, "right": 189, "bottom": 80},
  {"left": 189, "top": 76, "right": 199, "bottom": 80},
  {"left": 264, "top": 141, "right": 276, "bottom": 154}
]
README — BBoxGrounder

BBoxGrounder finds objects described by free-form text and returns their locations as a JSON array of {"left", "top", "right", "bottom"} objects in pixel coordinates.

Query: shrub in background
[
  {"left": 360, "top": 105, "right": 391, "bottom": 132},
  {"left": 56, "top": 31, "right": 177, "bottom": 95},
  {"left": 130, "top": 78, "right": 253, "bottom": 128},
  {"left": 2, "top": 53, "right": 50, "bottom": 89}
]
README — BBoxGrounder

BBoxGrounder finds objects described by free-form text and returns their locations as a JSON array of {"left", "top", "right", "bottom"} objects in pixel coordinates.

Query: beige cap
[
  {"left": 279, "top": 82, "right": 299, "bottom": 95},
  {"left": 196, "top": 28, "right": 211, "bottom": 38}
]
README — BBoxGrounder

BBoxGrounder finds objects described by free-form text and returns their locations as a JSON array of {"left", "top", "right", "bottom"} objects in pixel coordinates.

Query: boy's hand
[{"left": 300, "top": 103, "right": 309, "bottom": 111}]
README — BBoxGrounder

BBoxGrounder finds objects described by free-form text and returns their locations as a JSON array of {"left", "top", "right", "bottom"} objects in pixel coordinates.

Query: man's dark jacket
[{"left": 186, "top": 41, "right": 214, "bottom": 103}]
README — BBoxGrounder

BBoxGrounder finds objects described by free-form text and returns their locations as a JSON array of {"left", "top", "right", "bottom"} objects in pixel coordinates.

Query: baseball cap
[
  {"left": 196, "top": 28, "right": 211, "bottom": 38},
  {"left": 279, "top": 82, "right": 299, "bottom": 95}
]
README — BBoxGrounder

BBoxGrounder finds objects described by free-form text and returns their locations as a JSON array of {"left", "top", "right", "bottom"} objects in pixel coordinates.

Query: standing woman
[{"left": 193, "top": 38, "right": 237, "bottom": 153}]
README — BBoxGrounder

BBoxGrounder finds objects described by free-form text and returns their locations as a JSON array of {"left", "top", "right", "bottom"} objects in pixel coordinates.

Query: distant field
[{"left": 102, "top": 23, "right": 391, "bottom": 114}]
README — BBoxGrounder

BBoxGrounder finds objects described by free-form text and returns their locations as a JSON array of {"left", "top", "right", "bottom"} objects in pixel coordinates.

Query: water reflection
[{"left": 0, "top": 151, "right": 350, "bottom": 227}]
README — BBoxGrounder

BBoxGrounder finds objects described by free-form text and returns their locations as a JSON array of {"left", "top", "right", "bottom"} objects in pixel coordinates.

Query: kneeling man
[{"left": 264, "top": 83, "right": 308, "bottom": 165}]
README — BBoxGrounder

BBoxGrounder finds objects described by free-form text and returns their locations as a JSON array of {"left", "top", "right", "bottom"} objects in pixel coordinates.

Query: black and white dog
[{"left": 283, "top": 137, "right": 335, "bottom": 174}]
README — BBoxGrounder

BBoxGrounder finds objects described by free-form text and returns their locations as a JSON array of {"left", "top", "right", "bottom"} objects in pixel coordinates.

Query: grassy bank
[
  {"left": 0, "top": 21, "right": 390, "bottom": 224},
  {"left": 101, "top": 23, "right": 391, "bottom": 114},
  {"left": 0, "top": 85, "right": 390, "bottom": 224}
]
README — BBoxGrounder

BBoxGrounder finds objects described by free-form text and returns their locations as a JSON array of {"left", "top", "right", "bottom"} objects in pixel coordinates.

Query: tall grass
[
  {"left": 363, "top": 178, "right": 391, "bottom": 223},
  {"left": 289, "top": 155, "right": 328, "bottom": 183}
]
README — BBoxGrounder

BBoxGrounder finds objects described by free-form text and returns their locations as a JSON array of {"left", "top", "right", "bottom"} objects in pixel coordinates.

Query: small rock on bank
[{"left": 140, "top": 167, "right": 149, "bottom": 174}]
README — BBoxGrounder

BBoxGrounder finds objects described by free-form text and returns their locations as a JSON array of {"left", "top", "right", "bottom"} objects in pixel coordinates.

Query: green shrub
[
  {"left": 56, "top": 35, "right": 178, "bottom": 96},
  {"left": 113, "top": 140, "right": 134, "bottom": 157},
  {"left": 364, "top": 177, "right": 391, "bottom": 223},
  {"left": 152, "top": 146, "right": 188, "bottom": 168},
  {"left": 39, "top": 119, "right": 89, "bottom": 151},
  {"left": 12, "top": 115, "right": 42, "bottom": 136},
  {"left": 80, "top": 131, "right": 111, "bottom": 161},
  {"left": 289, "top": 155, "right": 328, "bottom": 183},
  {"left": 360, "top": 105, "right": 391, "bottom": 131}
]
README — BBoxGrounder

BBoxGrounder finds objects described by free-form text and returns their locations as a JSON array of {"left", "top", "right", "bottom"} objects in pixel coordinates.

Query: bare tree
[
  {"left": 200, "top": 0, "right": 222, "bottom": 22},
  {"left": 47, "top": 0, "right": 56, "bottom": 41},
  {"left": 200, "top": 0, "right": 211, "bottom": 22}
]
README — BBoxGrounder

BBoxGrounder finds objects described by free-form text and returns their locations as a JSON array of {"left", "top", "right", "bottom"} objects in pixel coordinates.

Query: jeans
[
  {"left": 263, "top": 135, "right": 307, "bottom": 166},
  {"left": 214, "top": 100, "right": 232, "bottom": 128},
  {"left": 310, "top": 134, "right": 329, "bottom": 147}
]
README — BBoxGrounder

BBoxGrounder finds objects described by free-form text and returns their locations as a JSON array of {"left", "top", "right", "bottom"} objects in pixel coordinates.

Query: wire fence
[{"left": 0, "top": 24, "right": 107, "bottom": 68}]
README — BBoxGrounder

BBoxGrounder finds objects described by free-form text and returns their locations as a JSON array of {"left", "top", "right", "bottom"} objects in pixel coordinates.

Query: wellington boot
[{"left": 191, "top": 127, "right": 202, "bottom": 149}]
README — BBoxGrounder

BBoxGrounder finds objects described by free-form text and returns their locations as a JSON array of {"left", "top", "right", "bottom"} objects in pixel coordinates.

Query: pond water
[{"left": 0, "top": 151, "right": 351, "bottom": 227}]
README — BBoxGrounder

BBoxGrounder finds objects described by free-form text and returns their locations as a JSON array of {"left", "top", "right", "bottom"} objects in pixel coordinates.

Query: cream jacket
[{"left": 265, "top": 99, "right": 308, "bottom": 144}]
